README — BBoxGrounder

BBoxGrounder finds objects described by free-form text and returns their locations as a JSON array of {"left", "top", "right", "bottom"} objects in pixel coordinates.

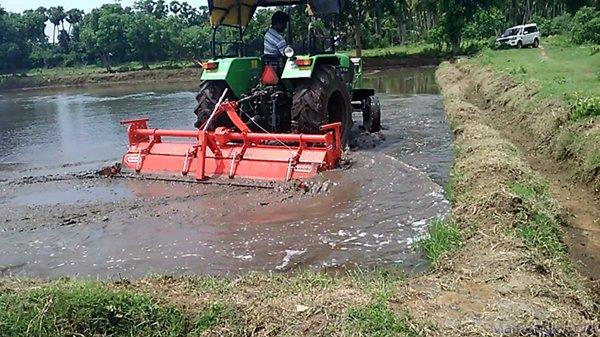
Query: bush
[
  {"left": 63, "top": 51, "right": 87, "bottom": 67},
  {"left": 463, "top": 7, "right": 504, "bottom": 40},
  {"left": 571, "top": 6, "right": 600, "bottom": 44},
  {"left": 551, "top": 14, "right": 573, "bottom": 35},
  {"left": 29, "top": 45, "right": 52, "bottom": 68},
  {"left": 570, "top": 94, "right": 600, "bottom": 121},
  {"left": 425, "top": 27, "right": 445, "bottom": 49},
  {"left": 534, "top": 13, "right": 572, "bottom": 36}
]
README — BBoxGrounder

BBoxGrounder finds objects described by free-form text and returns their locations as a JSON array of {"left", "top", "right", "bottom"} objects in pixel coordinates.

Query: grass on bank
[
  {"left": 347, "top": 299, "right": 417, "bottom": 337},
  {"left": 0, "top": 281, "right": 189, "bottom": 337},
  {"left": 0, "top": 270, "right": 420, "bottom": 337},
  {"left": 0, "top": 60, "right": 197, "bottom": 79},
  {"left": 344, "top": 43, "right": 444, "bottom": 59},
  {"left": 510, "top": 180, "right": 567, "bottom": 261},
  {"left": 418, "top": 219, "right": 463, "bottom": 267},
  {"left": 344, "top": 40, "right": 490, "bottom": 59},
  {"left": 5, "top": 40, "right": 485, "bottom": 81},
  {"left": 473, "top": 35, "right": 600, "bottom": 120}
]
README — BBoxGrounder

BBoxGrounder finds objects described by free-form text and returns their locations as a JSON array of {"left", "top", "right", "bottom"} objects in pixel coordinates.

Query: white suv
[{"left": 495, "top": 23, "right": 540, "bottom": 49}]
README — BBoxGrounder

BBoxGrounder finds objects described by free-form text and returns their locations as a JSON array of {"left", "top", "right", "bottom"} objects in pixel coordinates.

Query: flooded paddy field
[{"left": 0, "top": 67, "right": 454, "bottom": 279}]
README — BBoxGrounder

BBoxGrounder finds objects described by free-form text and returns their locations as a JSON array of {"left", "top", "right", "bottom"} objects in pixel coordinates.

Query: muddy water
[{"left": 0, "top": 67, "right": 454, "bottom": 279}]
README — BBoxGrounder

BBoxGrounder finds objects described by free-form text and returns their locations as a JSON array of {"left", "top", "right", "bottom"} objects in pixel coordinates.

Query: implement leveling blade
[{"left": 120, "top": 102, "right": 342, "bottom": 181}]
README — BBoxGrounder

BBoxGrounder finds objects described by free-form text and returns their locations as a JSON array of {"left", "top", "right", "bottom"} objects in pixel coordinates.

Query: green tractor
[{"left": 194, "top": 0, "right": 381, "bottom": 144}]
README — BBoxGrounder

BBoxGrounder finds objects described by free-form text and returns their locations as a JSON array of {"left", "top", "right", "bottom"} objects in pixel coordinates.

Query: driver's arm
[{"left": 276, "top": 38, "right": 288, "bottom": 57}]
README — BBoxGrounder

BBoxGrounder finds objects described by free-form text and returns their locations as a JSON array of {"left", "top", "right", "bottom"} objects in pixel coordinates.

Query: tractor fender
[
  {"left": 282, "top": 54, "right": 351, "bottom": 80},
  {"left": 352, "top": 89, "right": 375, "bottom": 102},
  {"left": 200, "top": 57, "right": 261, "bottom": 98}
]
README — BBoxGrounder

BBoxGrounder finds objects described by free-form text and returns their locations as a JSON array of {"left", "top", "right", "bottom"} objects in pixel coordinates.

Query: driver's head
[{"left": 271, "top": 10, "right": 290, "bottom": 33}]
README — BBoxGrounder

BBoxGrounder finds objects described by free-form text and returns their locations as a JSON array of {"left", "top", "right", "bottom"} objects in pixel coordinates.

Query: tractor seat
[{"left": 261, "top": 55, "right": 286, "bottom": 75}]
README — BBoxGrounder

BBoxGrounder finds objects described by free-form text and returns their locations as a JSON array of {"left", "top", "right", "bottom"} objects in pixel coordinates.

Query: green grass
[
  {"left": 347, "top": 296, "right": 418, "bottom": 337},
  {"left": 473, "top": 36, "right": 600, "bottom": 100},
  {"left": 0, "top": 271, "right": 416, "bottom": 337},
  {"left": 472, "top": 36, "right": 600, "bottom": 188},
  {"left": 344, "top": 43, "right": 445, "bottom": 59},
  {"left": 418, "top": 219, "right": 464, "bottom": 266},
  {"left": 191, "top": 302, "right": 240, "bottom": 334},
  {"left": 0, "top": 281, "right": 190, "bottom": 337},
  {"left": 12, "top": 60, "right": 196, "bottom": 78},
  {"left": 509, "top": 180, "right": 567, "bottom": 260},
  {"left": 569, "top": 94, "right": 600, "bottom": 121}
]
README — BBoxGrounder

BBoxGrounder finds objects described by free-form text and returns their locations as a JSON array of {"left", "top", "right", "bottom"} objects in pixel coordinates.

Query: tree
[
  {"left": 0, "top": 12, "right": 29, "bottom": 74},
  {"left": 439, "top": 0, "right": 492, "bottom": 55},
  {"left": 47, "top": 6, "right": 66, "bottom": 43},
  {"left": 134, "top": 0, "right": 156, "bottom": 14},
  {"left": 463, "top": 7, "right": 505, "bottom": 40},
  {"left": 384, "top": 0, "right": 409, "bottom": 44},
  {"left": 571, "top": 6, "right": 600, "bottom": 44},
  {"left": 57, "top": 29, "right": 71, "bottom": 51},
  {"left": 169, "top": 1, "right": 181, "bottom": 14},
  {"left": 346, "top": 0, "right": 369, "bottom": 57},
  {"left": 126, "top": 13, "right": 166, "bottom": 69},
  {"left": 80, "top": 5, "right": 128, "bottom": 72},
  {"left": 134, "top": 0, "right": 168, "bottom": 19},
  {"left": 66, "top": 9, "right": 84, "bottom": 35},
  {"left": 180, "top": 25, "right": 211, "bottom": 58},
  {"left": 20, "top": 9, "right": 48, "bottom": 43}
]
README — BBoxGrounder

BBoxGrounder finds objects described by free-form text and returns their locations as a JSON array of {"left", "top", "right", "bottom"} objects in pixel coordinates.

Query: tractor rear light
[
  {"left": 261, "top": 65, "right": 279, "bottom": 85},
  {"left": 295, "top": 58, "right": 312, "bottom": 67},
  {"left": 202, "top": 62, "right": 219, "bottom": 70}
]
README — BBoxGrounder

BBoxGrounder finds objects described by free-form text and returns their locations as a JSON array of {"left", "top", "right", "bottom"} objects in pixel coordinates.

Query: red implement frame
[{"left": 120, "top": 101, "right": 343, "bottom": 181}]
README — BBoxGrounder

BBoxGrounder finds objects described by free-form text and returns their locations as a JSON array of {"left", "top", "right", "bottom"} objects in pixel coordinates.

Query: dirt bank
[
  {"left": 363, "top": 56, "right": 443, "bottom": 69},
  {"left": 0, "top": 56, "right": 443, "bottom": 92},
  {"left": 394, "top": 63, "right": 598, "bottom": 334},
  {"left": 443, "top": 61, "right": 600, "bottom": 293},
  {"left": 0, "top": 68, "right": 202, "bottom": 92}
]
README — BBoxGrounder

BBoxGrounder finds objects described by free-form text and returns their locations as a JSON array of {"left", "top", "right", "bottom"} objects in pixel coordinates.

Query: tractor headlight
[{"left": 284, "top": 46, "right": 295, "bottom": 58}]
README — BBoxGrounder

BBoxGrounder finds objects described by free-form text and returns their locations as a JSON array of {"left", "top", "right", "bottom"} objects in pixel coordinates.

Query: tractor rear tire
[
  {"left": 193, "top": 81, "right": 234, "bottom": 129},
  {"left": 362, "top": 95, "right": 381, "bottom": 133},
  {"left": 291, "top": 64, "right": 353, "bottom": 145}
]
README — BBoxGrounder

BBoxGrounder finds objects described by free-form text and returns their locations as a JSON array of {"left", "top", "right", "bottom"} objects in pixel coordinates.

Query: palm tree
[
  {"left": 47, "top": 6, "right": 65, "bottom": 43},
  {"left": 66, "top": 9, "right": 84, "bottom": 35},
  {"left": 169, "top": 0, "right": 181, "bottom": 14}
]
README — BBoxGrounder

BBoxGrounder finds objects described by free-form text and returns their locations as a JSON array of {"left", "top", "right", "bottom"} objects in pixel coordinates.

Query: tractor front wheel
[
  {"left": 362, "top": 95, "right": 381, "bottom": 133},
  {"left": 291, "top": 65, "right": 353, "bottom": 145},
  {"left": 193, "top": 81, "right": 234, "bottom": 129}
]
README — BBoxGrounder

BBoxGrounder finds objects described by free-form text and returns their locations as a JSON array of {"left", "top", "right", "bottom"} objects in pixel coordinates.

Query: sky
[
  {"left": 1, "top": 0, "right": 210, "bottom": 13},
  {"left": 1, "top": 1, "right": 136, "bottom": 14},
  {"left": 1, "top": 0, "right": 208, "bottom": 41}
]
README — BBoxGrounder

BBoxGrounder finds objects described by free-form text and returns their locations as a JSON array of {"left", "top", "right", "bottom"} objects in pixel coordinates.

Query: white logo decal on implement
[
  {"left": 294, "top": 163, "right": 313, "bottom": 173},
  {"left": 126, "top": 155, "right": 141, "bottom": 164}
]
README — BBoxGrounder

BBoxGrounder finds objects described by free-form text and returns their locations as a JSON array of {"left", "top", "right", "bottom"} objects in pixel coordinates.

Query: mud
[{"left": 0, "top": 67, "right": 454, "bottom": 279}]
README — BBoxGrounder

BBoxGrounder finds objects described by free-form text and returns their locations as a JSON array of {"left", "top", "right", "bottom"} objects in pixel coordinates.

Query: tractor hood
[{"left": 208, "top": 0, "right": 344, "bottom": 27}]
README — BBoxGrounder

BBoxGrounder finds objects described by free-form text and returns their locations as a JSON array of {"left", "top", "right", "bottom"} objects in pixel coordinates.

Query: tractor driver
[{"left": 264, "top": 11, "right": 290, "bottom": 57}]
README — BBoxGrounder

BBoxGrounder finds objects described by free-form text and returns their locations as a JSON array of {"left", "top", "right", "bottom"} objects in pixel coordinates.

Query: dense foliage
[{"left": 0, "top": 0, "right": 598, "bottom": 74}]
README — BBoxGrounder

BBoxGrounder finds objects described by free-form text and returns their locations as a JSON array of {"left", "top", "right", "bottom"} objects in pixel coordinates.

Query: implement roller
[{"left": 120, "top": 100, "right": 343, "bottom": 181}]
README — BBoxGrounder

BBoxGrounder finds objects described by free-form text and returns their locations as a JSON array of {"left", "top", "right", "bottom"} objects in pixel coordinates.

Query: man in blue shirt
[{"left": 264, "top": 11, "right": 290, "bottom": 57}]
